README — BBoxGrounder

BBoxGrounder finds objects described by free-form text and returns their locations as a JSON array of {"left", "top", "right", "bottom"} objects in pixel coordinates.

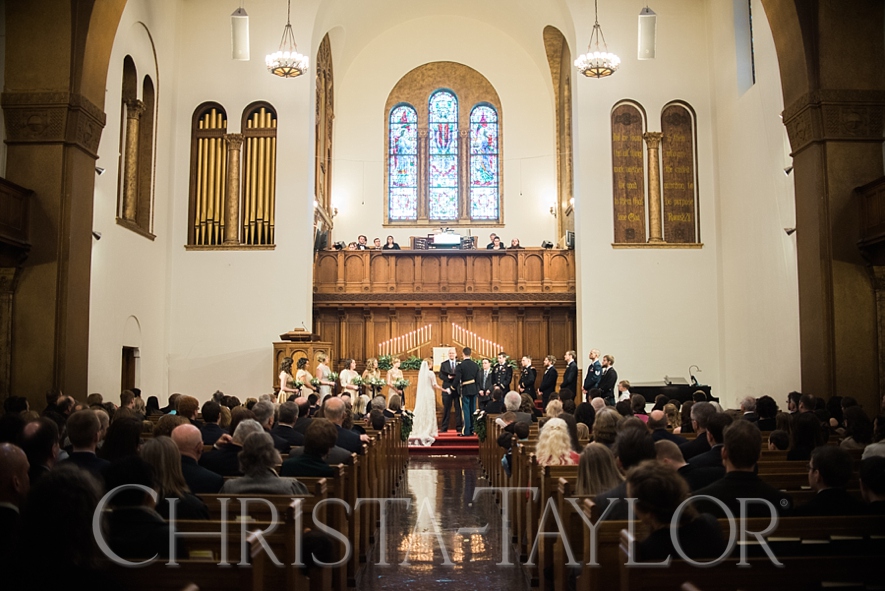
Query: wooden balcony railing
[{"left": 313, "top": 248, "right": 575, "bottom": 305}]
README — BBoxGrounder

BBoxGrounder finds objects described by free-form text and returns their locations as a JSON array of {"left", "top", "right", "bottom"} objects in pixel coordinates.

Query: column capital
[
  {"left": 124, "top": 98, "right": 145, "bottom": 119},
  {"left": 782, "top": 89, "right": 885, "bottom": 154},
  {"left": 1, "top": 91, "right": 106, "bottom": 157},
  {"left": 224, "top": 133, "right": 245, "bottom": 150},
  {"left": 642, "top": 131, "right": 664, "bottom": 148}
]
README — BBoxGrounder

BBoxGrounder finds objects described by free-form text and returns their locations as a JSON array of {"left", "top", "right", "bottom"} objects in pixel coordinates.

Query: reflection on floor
[{"left": 357, "top": 455, "right": 531, "bottom": 590}]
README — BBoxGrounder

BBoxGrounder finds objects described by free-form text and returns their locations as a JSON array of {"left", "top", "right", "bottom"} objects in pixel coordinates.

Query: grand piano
[{"left": 629, "top": 378, "right": 717, "bottom": 404}]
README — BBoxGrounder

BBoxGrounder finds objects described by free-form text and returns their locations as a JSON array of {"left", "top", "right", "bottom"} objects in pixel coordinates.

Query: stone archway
[
  {"left": 761, "top": 0, "right": 885, "bottom": 408},
  {"left": 2, "top": 0, "right": 127, "bottom": 402}
]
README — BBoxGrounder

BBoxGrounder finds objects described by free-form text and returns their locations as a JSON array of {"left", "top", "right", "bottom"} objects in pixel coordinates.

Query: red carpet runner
[{"left": 408, "top": 431, "right": 479, "bottom": 455}]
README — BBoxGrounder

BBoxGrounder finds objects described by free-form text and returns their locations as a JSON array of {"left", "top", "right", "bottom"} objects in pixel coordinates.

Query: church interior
[{"left": 1, "top": 0, "right": 884, "bottom": 589}]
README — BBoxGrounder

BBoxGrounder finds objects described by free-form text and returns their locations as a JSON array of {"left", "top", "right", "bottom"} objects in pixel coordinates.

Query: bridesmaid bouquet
[
  {"left": 293, "top": 380, "right": 304, "bottom": 389},
  {"left": 350, "top": 376, "right": 364, "bottom": 387},
  {"left": 310, "top": 378, "right": 321, "bottom": 387},
  {"left": 369, "top": 377, "right": 386, "bottom": 389},
  {"left": 329, "top": 372, "right": 339, "bottom": 382},
  {"left": 394, "top": 378, "right": 410, "bottom": 390}
]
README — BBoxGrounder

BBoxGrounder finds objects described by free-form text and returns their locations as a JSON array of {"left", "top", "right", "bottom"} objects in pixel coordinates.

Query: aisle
[{"left": 358, "top": 456, "right": 531, "bottom": 590}]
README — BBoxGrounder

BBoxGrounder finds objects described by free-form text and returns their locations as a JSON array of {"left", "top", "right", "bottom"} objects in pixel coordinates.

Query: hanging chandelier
[
  {"left": 265, "top": 0, "right": 309, "bottom": 78},
  {"left": 575, "top": 0, "right": 620, "bottom": 78}
]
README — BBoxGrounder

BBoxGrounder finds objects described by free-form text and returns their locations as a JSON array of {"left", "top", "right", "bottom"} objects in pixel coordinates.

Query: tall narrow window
[
  {"left": 661, "top": 102, "right": 699, "bottom": 243},
  {"left": 388, "top": 104, "right": 418, "bottom": 220},
  {"left": 136, "top": 75, "right": 155, "bottom": 233},
  {"left": 469, "top": 104, "right": 499, "bottom": 220},
  {"left": 188, "top": 103, "right": 228, "bottom": 245},
  {"left": 428, "top": 90, "right": 459, "bottom": 221},
  {"left": 242, "top": 103, "right": 278, "bottom": 245}
]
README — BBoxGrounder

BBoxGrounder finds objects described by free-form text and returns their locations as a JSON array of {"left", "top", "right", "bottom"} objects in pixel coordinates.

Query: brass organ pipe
[
  {"left": 243, "top": 118, "right": 252, "bottom": 244},
  {"left": 220, "top": 125, "right": 227, "bottom": 244},
  {"left": 196, "top": 117, "right": 205, "bottom": 244},
  {"left": 249, "top": 119, "right": 258, "bottom": 244},
  {"left": 207, "top": 114, "right": 217, "bottom": 243},
  {"left": 257, "top": 112, "right": 266, "bottom": 244},
  {"left": 262, "top": 110, "right": 270, "bottom": 243},
  {"left": 267, "top": 119, "right": 277, "bottom": 244}
]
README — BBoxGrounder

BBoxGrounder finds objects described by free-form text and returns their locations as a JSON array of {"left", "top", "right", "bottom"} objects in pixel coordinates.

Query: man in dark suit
[
  {"left": 477, "top": 358, "right": 494, "bottom": 411},
  {"left": 860, "top": 457, "right": 885, "bottom": 514},
  {"left": 693, "top": 421, "right": 792, "bottom": 517},
  {"left": 793, "top": 445, "right": 867, "bottom": 516},
  {"left": 648, "top": 410, "right": 688, "bottom": 445},
  {"left": 439, "top": 348, "right": 463, "bottom": 433},
  {"left": 200, "top": 419, "right": 264, "bottom": 476},
  {"left": 270, "top": 402, "right": 305, "bottom": 448},
  {"left": 688, "top": 412, "right": 733, "bottom": 469},
  {"left": 739, "top": 396, "right": 759, "bottom": 424},
  {"left": 292, "top": 396, "right": 313, "bottom": 434},
  {"left": 159, "top": 393, "right": 181, "bottom": 415},
  {"left": 324, "top": 397, "right": 368, "bottom": 455},
  {"left": 200, "top": 400, "right": 226, "bottom": 445},
  {"left": 518, "top": 356, "right": 537, "bottom": 400},
  {"left": 492, "top": 352, "right": 514, "bottom": 393},
  {"left": 59, "top": 409, "right": 109, "bottom": 478},
  {"left": 561, "top": 350, "right": 578, "bottom": 394},
  {"left": 455, "top": 348, "right": 480, "bottom": 436},
  {"left": 538, "top": 355, "right": 558, "bottom": 407},
  {"left": 0, "top": 443, "right": 28, "bottom": 559},
  {"left": 582, "top": 349, "right": 602, "bottom": 399},
  {"left": 656, "top": 439, "right": 724, "bottom": 491},
  {"left": 20, "top": 418, "right": 59, "bottom": 486},
  {"left": 280, "top": 419, "right": 339, "bottom": 478},
  {"left": 679, "top": 401, "right": 717, "bottom": 460},
  {"left": 172, "top": 424, "right": 223, "bottom": 493},
  {"left": 596, "top": 354, "right": 617, "bottom": 405}
]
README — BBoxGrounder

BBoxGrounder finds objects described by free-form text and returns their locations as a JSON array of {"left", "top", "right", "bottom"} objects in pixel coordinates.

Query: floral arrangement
[
  {"left": 328, "top": 372, "right": 339, "bottom": 382},
  {"left": 394, "top": 378, "right": 410, "bottom": 391},
  {"left": 401, "top": 356, "right": 423, "bottom": 371},
  {"left": 293, "top": 380, "right": 304, "bottom": 389},
  {"left": 400, "top": 409, "right": 414, "bottom": 442},
  {"left": 310, "top": 378, "right": 321, "bottom": 387},
  {"left": 368, "top": 376, "right": 386, "bottom": 390},
  {"left": 350, "top": 376, "right": 364, "bottom": 387},
  {"left": 473, "top": 409, "right": 487, "bottom": 442},
  {"left": 377, "top": 355, "right": 393, "bottom": 371}
]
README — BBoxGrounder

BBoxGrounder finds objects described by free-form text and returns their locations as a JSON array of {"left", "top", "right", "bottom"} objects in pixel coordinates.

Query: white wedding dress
[{"left": 409, "top": 361, "right": 438, "bottom": 446}]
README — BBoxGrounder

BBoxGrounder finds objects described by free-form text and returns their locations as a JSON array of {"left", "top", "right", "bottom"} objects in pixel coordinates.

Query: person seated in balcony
[
  {"left": 382, "top": 235, "right": 401, "bottom": 250},
  {"left": 485, "top": 232, "right": 497, "bottom": 249},
  {"left": 355, "top": 235, "right": 369, "bottom": 250},
  {"left": 488, "top": 236, "right": 505, "bottom": 250},
  {"left": 508, "top": 238, "right": 524, "bottom": 249},
  {"left": 373, "top": 237, "right": 382, "bottom": 249}
]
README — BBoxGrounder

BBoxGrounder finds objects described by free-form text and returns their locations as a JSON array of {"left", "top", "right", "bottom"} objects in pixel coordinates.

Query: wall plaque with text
[
  {"left": 611, "top": 104, "right": 646, "bottom": 243},
  {"left": 661, "top": 103, "right": 698, "bottom": 243}
]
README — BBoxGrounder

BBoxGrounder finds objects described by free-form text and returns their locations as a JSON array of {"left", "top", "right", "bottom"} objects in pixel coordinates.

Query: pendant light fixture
[
  {"left": 231, "top": 4, "right": 250, "bottom": 61},
  {"left": 574, "top": 0, "right": 621, "bottom": 78},
  {"left": 265, "top": 0, "right": 309, "bottom": 78}
]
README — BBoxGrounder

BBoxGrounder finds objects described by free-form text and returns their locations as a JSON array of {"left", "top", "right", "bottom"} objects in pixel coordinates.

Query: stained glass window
[
  {"left": 388, "top": 104, "right": 418, "bottom": 220},
  {"left": 428, "top": 91, "right": 459, "bottom": 220},
  {"left": 469, "top": 105, "right": 499, "bottom": 220}
]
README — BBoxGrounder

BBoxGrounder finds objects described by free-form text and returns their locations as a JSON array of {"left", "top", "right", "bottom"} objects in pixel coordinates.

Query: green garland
[
  {"left": 401, "top": 356, "right": 423, "bottom": 370},
  {"left": 400, "top": 409, "right": 414, "bottom": 442},
  {"left": 473, "top": 409, "right": 487, "bottom": 442},
  {"left": 377, "top": 355, "right": 393, "bottom": 371}
]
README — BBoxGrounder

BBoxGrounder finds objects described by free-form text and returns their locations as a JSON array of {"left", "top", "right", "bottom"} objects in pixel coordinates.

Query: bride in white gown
[{"left": 409, "top": 359, "right": 441, "bottom": 446}]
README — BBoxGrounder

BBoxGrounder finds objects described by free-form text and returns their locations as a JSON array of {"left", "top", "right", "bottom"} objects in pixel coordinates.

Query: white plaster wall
[
  {"left": 162, "top": 0, "right": 317, "bottom": 401},
  {"left": 707, "top": 0, "right": 801, "bottom": 403},
  {"left": 330, "top": 14, "right": 558, "bottom": 248},
  {"left": 569, "top": 0, "right": 726, "bottom": 403},
  {"left": 88, "top": 0, "right": 179, "bottom": 402}
]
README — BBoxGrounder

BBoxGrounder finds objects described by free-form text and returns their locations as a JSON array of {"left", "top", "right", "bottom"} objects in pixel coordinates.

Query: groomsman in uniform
[
  {"left": 597, "top": 354, "right": 618, "bottom": 406},
  {"left": 582, "top": 349, "right": 602, "bottom": 401},
  {"left": 538, "top": 355, "right": 558, "bottom": 407},
  {"left": 439, "top": 348, "right": 463, "bottom": 433},
  {"left": 455, "top": 348, "right": 480, "bottom": 436},
  {"left": 561, "top": 350, "right": 578, "bottom": 398},
  {"left": 478, "top": 358, "right": 494, "bottom": 411},
  {"left": 493, "top": 352, "right": 513, "bottom": 393},
  {"left": 518, "top": 356, "right": 537, "bottom": 399}
]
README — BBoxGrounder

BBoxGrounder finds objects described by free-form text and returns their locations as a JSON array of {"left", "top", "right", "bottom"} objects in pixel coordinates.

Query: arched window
[
  {"left": 187, "top": 103, "right": 228, "bottom": 246},
  {"left": 388, "top": 104, "right": 418, "bottom": 220},
  {"left": 383, "top": 62, "right": 503, "bottom": 226},
  {"left": 469, "top": 104, "right": 499, "bottom": 220},
  {"left": 242, "top": 102, "right": 278, "bottom": 245},
  {"left": 428, "top": 90, "right": 459, "bottom": 220},
  {"left": 660, "top": 101, "right": 699, "bottom": 243}
]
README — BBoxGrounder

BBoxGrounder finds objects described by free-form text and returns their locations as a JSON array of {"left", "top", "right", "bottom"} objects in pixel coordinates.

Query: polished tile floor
[{"left": 358, "top": 455, "right": 532, "bottom": 589}]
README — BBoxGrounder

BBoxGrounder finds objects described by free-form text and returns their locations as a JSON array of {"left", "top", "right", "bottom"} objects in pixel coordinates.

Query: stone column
[
  {"left": 223, "top": 133, "right": 244, "bottom": 245},
  {"left": 0, "top": 268, "right": 20, "bottom": 400},
  {"left": 643, "top": 132, "right": 665, "bottom": 243},
  {"left": 122, "top": 99, "right": 145, "bottom": 222}
]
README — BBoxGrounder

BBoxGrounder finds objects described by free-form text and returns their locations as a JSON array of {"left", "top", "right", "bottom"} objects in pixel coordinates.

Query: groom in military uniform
[{"left": 455, "top": 347, "right": 480, "bottom": 436}]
